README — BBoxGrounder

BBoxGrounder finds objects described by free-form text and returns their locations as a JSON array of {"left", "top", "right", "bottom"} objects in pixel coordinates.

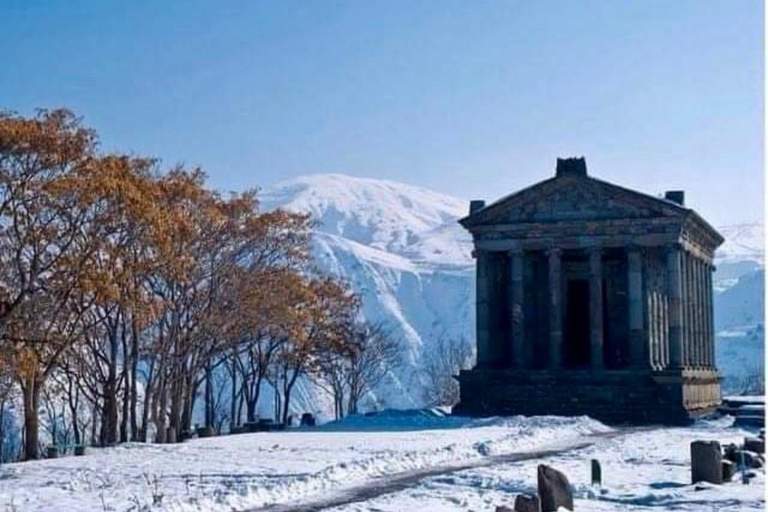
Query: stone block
[
  {"left": 744, "top": 437, "right": 764, "bottom": 454},
  {"left": 691, "top": 441, "right": 722, "bottom": 484},
  {"left": 537, "top": 464, "right": 574, "bottom": 512},
  {"left": 722, "top": 460, "right": 735, "bottom": 482},
  {"left": 513, "top": 494, "right": 539, "bottom": 512}
]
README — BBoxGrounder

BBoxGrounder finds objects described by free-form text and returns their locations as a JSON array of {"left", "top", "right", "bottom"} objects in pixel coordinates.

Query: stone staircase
[{"left": 719, "top": 396, "right": 765, "bottom": 428}]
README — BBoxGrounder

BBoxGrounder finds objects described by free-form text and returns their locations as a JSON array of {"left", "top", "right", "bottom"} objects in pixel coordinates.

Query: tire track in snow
[{"left": 242, "top": 427, "right": 652, "bottom": 512}]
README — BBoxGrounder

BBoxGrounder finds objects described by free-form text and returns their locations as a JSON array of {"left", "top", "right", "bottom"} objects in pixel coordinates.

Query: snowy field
[{"left": 0, "top": 412, "right": 763, "bottom": 512}]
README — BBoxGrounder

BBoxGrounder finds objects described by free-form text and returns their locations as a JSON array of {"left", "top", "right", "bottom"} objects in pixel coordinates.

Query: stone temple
[{"left": 454, "top": 157, "right": 723, "bottom": 424}]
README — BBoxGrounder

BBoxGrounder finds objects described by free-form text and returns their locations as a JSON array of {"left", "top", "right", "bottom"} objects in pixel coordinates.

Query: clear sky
[{"left": 1, "top": 0, "right": 763, "bottom": 225}]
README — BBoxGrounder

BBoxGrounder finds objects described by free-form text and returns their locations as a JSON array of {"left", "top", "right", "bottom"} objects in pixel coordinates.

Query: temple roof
[{"left": 460, "top": 158, "right": 724, "bottom": 249}]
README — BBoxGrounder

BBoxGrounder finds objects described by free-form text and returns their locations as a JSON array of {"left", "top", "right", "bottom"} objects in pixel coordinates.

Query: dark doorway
[{"left": 565, "top": 279, "right": 591, "bottom": 367}]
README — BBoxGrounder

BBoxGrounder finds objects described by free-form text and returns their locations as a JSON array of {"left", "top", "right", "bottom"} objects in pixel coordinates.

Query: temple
[{"left": 454, "top": 157, "right": 724, "bottom": 424}]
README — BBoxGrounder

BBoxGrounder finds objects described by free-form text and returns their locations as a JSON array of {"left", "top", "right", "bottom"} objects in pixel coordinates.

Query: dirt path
[{"left": 243, "top": 427, "right": 646, "bottom": 512}]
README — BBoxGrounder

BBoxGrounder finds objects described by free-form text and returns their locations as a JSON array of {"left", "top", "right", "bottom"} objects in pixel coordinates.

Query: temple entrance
[{"left": 565, "top": 279, "right": 591, "bottom": 367}]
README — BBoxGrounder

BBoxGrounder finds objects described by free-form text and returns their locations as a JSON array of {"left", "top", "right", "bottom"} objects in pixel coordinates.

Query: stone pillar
[
  {"left": 589, "top": 247, "right": 604, "bottom": 369},
  {"left": 509, "top": 249, "right": 525, "bottom": 368},
  {"left": 548, "top": 248, "right": 563, "bottom": 368},
  {"left": 667, "top": 245, "right": 684, "bottom": 369},
  {"left": 691, "top": 257, "right": 701, "bottom": 368},
  {"left": 681, "top": 251, "right": 691, "bottom": 368},
  {"left": 475, "top": 250, "right": 492, "bottom": 368},
  {"left": 627, "top": 247, "right": 645, "bottom": 367},
  {"left": 697, "top": 258, "right": 706, "bottom": 368},
  {"left": 706, "top": 261, "right": 715, "bottom": 369}
]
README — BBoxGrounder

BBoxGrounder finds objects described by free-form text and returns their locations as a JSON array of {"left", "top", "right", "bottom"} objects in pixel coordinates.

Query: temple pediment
[{"left": 461, "top": 172, "right": 687, "bottom": 229}]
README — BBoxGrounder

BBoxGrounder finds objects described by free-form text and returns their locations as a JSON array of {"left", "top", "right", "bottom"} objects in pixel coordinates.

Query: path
[{"left": 243, "top": 427, "right": 648, "bottom": 512}]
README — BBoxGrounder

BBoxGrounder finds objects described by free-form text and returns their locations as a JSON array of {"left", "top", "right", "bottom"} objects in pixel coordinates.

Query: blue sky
[{"left": 1, "top": 0, "right": 763, "bottom": 225}]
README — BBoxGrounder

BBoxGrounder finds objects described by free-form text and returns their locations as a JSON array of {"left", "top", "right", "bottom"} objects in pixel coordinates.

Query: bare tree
[{"left": 421, "top": 336, "right": 474, "bottom": 408}]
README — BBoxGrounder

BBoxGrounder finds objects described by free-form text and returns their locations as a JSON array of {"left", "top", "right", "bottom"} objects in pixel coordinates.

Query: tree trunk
[{"left": 22, "top": 379, "right": 41, "bottom": 460}]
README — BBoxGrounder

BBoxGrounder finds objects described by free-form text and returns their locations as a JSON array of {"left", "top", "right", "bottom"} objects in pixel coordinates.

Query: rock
[
  {"left": 722, "top": 460, "right": 735, "bottom": 482},
  {"left": 196, "top": 426, "right": 215, "bottom": 438},
  {"left": 301, "top": 413, "right": 317, "bottom": 427},
  {"left": 691, "top": 440, "right": 722, "bottom": 484},
  {"left": 744, "top": 437, "right": 765, "bottom": 454},
  {"left": 495, "top": 507, "right": 513, "bottom": 512},
  {"left": 729, "top": 449, "right": 762, "bottom": 469},
  {"left": 537, "top": 464, "right": 574, "bottom": 512},
  {"left": 724, "top": 443, "right": 739, "bottom": 462},
  {"left": 46, "top": 446, "right": 59, "bottom": 459},
  {"left": 513, "top": 494, "right": 539, "bottom": 512},
  {"left": 591, "top": 459, "right": 602, "bottom": 486}
]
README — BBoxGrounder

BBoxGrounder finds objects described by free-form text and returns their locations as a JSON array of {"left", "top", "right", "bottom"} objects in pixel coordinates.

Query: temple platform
[{"left": 454, "top": 367, "right": 722, "bottom": 425}]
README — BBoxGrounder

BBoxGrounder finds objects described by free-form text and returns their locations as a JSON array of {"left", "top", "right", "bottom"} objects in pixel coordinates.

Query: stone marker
[
  {"left": 691, "top": 441, "right": 722, "bottom": 484},
  {"left": 537, "top": 464, "right": 574, "bottom": 512},
  {"left": 591, "top": 459, "right": 602, "bottom": 486},
  {"left": 513, "top": 494, "right": 539, "bottom": 512},
  {"left": 722, "top": 460, "right": 736, "bottom": 482},
  {"left": 744, "top": 437, "right": 765, "bottom": 454}
]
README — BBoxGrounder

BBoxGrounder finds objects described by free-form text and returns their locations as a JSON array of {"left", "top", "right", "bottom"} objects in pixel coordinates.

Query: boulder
[
  {"left": 537, "top": 464, "right": 574, "bottom": 512},
  {"left": 722, "top": 460, "right": 735, "bottom": 482},
  {"left": 513, "top": 493, "right": 539, "bottom": 512},
  {"left": 744, "top": 437, "right": 765, "bottom": 454},
  {"left": 691, "top": 440, "right": 722, "bottom": 484}
]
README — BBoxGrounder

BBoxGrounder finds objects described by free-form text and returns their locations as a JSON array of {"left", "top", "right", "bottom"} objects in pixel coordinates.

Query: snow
[
  {"left": 0, "top": 415, "right": 608, "bottom": 512},
  {"left": 325, "top": 417, "right": 765, "bottom": 512},
  {"left": 1, "top": 414, "right": 762, "bottom": 512}
]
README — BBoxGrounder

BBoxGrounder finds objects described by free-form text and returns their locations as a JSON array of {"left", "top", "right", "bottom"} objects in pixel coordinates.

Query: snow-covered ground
[
  {"left": 0, "top": 412, "right": 763, "bottom": 512},
  {"left": 327, "top": 417, "right": 764, "bottom": 512}
]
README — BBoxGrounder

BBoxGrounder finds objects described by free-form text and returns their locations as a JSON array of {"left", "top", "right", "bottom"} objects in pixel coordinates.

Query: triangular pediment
[{"left": 462, "top": 174, "right": 687, "bottom": 228}]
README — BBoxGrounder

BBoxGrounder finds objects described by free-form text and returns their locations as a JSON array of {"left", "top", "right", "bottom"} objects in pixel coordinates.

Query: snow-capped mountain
[
  {"left": 263, "top": 173, "right": 764, "bottom": 403},
  {"left": 262, "top": 174, "right": 475, "bottom": 409}
]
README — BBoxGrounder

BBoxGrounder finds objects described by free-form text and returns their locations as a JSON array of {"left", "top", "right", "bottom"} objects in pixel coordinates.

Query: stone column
[
  {"left": 697, "top": 259, "right": 706, "bottom": 368},
  {"left": 548, "top": 248, "right": 563, "bottom": 368},
  {"left": 667, "top": 245, "right": 684, "bottom": 369},
  {"left": 691, "top": 257, "right": 701, "bottom": 368},
  {"left": 706, "top": 261, "right": 715, "bottom": 369},
  {"left": 627, "top": 247, "right": 645, "bottom": 367},
  {"left": 509, "top": 250, "right": 525, "bottom": 368},
  {"left": 475, "top": 250, "right": 492, "bottom": 368},
  {"left": 589, "top": 247, "right": 604, "bottom": 369},
  {"left": 681, "top": 251, "right": 691, "bottom": 368}
]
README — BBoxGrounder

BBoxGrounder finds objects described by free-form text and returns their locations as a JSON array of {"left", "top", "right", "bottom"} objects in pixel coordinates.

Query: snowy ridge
[
  {"left": 260, "top": 173, "right": 469, "bottom": 260},
  {"left": 716, "top": 223, "right": 764, "bottom": 264}
]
